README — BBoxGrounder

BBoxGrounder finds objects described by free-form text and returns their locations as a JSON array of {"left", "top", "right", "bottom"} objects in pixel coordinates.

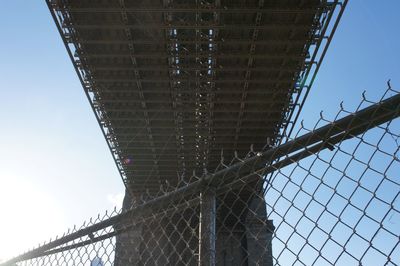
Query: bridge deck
[{"left": 49, "top": 0, "right": 333, "bottom": 194}]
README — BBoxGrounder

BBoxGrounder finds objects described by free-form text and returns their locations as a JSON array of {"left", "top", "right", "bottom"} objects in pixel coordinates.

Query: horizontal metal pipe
[{"left": 40, "top": 197, "right": 201, "bottom": 257}]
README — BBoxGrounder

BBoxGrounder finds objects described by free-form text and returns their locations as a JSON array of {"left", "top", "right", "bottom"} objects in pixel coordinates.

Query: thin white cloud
[{"left": 107, "top": 193, "right": 124, "bottom": 209}]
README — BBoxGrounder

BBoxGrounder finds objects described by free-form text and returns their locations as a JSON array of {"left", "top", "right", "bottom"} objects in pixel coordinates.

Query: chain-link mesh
[{"left": 4, "top": 85, "right": 400, "bottom": 266}]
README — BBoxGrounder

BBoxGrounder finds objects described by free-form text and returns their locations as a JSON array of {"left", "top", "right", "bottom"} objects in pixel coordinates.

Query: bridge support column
[
  {"left": 114, "top": 190, "right": 143, "bottom": 266},
  {"left": 245, "top": 196, "right": 274, "bottom": 266},
  {"left": 215, "top": 194, "right": 274, "bottom": 266},
  {"left": 199, "top": 188, "right": 217, "bottom": 266}
]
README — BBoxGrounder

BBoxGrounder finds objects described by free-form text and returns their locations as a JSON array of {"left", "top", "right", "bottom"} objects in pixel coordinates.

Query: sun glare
[{"left": 0, "top": 176, "right": 65, "bottom": 262}]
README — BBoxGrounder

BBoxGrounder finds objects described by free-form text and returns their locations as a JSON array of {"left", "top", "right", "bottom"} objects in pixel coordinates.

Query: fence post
[{"left": 198, "top": 188, "right": 216, "bottom": 266}]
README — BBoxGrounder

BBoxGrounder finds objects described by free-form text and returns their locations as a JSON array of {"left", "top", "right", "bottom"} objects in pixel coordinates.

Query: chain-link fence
[{"left": 3, "top": 84, "right": 399, "bottom": 265}]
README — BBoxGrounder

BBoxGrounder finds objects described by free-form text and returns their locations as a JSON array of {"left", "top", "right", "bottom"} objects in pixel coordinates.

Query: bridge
[
  {"left": 49, "top": 0, "right": 343, "bottom": 196},
  {"left": 46, "top": 0, "right": 346, "bottom": 265},
  {"left": 13, "top": 1, "right": 400, "bottom": 266},
  {"left": 4, "top": 1, "right": 400, "bottom": 265}
]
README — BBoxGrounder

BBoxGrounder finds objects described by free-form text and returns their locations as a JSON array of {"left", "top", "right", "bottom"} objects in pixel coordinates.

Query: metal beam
[
  {"left": 92, "top": 88, "right": 294, "bottom": 94},
  {"left": 66, "top": 23, "right": 313, "bottom": 30},
  {"left": 78, "top": 52, "right": 306, "bottom": 59},
  {"left": 97, "top": 99, "right": 288, "bottom": 104},
  {"left": 60, "top": 7, "right": 323, "bottom": 14},
  {"left": 92, "top": 79, "right": 294, "bottom": 85},
  {"left": 103, "top": 108, "right": 284, "bottom": 113},
  {"left": 110, "top": 125, "right": 276, "bottom": 130},
  {"left": 91, "top": 66, "right": 302, "bottom": 72},
  {"left": 105, "top": 117, "right": 281, "bottom": 122},
  {"left": 74, "top": 39, "right": 311, "bottom": 45}
]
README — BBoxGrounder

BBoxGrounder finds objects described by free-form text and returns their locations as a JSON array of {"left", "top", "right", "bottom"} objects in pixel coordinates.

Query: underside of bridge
[{"left": 48, "top": 0, "right": 343, "bottom": 264}]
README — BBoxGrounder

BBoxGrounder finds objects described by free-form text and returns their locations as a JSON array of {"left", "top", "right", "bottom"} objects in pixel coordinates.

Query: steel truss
[{"left": 46, "top": 0, "right": 347, "bottom": 196}]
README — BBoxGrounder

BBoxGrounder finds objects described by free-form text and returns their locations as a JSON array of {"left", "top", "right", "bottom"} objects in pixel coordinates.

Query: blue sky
[
  {"left": 0, "top": 0, "right": 399, "bottom": 262},
  {"left": 0, "top": 1, "right": 124, "bottom": 260},
  {"left": 300, "top": 1, "right": 400, "bottom": 124}
]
